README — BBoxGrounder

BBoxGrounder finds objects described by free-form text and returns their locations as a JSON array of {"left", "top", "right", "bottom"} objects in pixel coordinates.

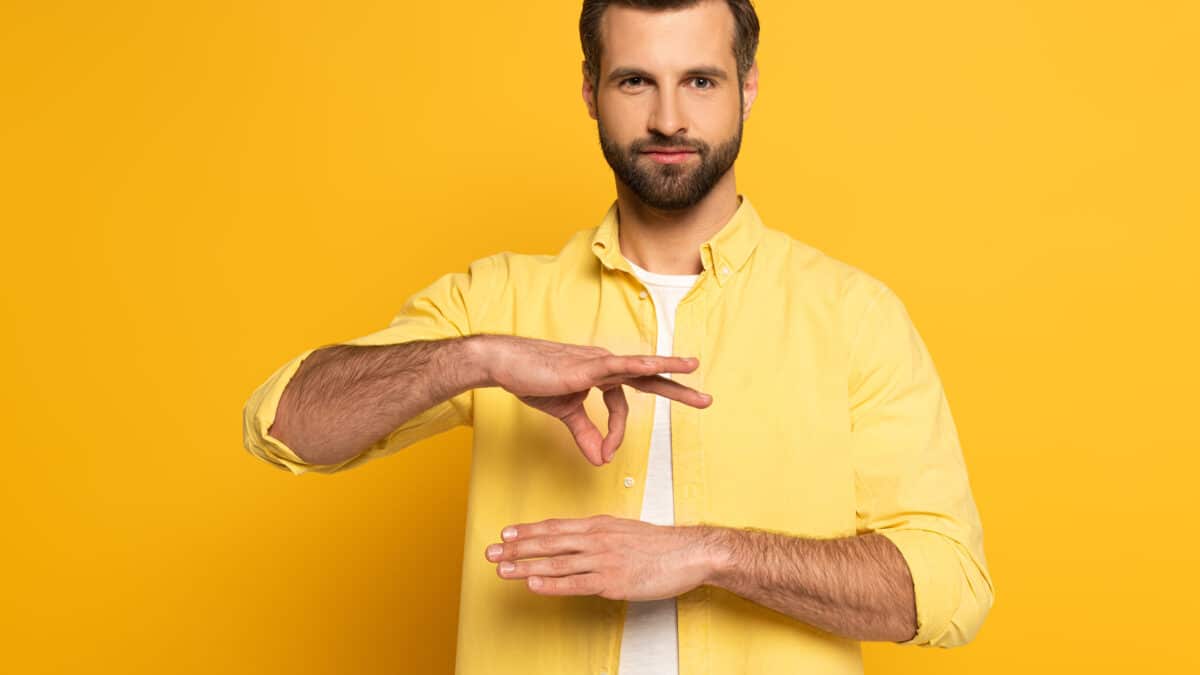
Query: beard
[{"left": 596, "top": 104, "right": 743, "bottom": 211}]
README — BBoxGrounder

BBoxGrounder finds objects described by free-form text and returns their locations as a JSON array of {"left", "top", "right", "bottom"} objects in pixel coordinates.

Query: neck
[{"left": 613, "top": 169, "right": 740, "bottom": 275}]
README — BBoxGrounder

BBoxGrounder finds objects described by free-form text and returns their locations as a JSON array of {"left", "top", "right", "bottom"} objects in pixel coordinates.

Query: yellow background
[{"left": 2, "top": 1, "right": 1197, "bottom": 672}]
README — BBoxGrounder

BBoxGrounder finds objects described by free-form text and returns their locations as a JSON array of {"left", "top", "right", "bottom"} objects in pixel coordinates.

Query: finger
[
  {"left": 599, "top": 385, "right": 628, "bottom": 464},
  {"left": 500, "top": 514, "right": 612, "bottom": 542},
  {"left": 527, "top": 572, "right": 605, "bottom": 596},
  {"left": 497, "top": 552, "right": 600, "bottom": 580},
  {"left": 497, "top": 533, "right": 594, "bottom": 562},
  {"left": 591, "top": 357, "right": 701, "bottom": 388},
  {"left": 622, "top": 374, "right": 713, "bottom": 408},
  {"left": 588, "top": 355, "right": 698, "bottom": 384},
  {"left": 559, "top": 405, "right": 605, "bottom": 466}
]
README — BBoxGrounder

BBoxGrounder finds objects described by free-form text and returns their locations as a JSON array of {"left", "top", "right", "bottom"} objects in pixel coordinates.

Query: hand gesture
[{"left": 483, "top": 335, "right": 712, "bottom": 466}]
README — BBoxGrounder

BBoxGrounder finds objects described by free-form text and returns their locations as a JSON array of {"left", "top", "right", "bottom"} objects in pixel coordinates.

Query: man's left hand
[{"left": 484, "top": 514, "right": 720, "bottom": 601}]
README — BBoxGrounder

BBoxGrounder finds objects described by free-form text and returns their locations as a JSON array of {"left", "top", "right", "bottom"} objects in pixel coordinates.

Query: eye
[
  {"left": 692, "top": 77, "right": 714, "bottom": 89},
  {"left": 620, "top": 76, "right": 645, "bottom": 88}
]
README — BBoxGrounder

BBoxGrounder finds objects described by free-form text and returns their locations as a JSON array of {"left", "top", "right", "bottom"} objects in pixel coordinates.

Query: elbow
[
  {"left": 918, "top": 574, "right": 994, "bottom": 648},
  {"left": 242, "top": 347, "right": 339, "bottom": 476},
  {"left": 241, "top": 402, "right": 296, "bottom": 474},
  {"left": 264, "top": 414, "right": 311, "bottom": 463},
  {"left": 241, "top": 397, "right": 320, "bottom": 476},
  {"left": 882, "top": 528, "right": 996, "bottom": 648}
]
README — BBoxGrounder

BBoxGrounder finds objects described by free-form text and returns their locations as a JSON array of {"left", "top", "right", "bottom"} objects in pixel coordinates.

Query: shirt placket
[
  {"left": 603, "top": 267, "right": 666, "bottom": 675},
  {"left": 597, "top": 242, "right": 718, "bottom": 675},
  {"left": 672, "top": 251, "right": 714, "bottom": 675}
]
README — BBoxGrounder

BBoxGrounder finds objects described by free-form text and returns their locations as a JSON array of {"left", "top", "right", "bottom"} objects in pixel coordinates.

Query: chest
[{"left": 474, "top": 272, "right": 857, "bottom": 538}]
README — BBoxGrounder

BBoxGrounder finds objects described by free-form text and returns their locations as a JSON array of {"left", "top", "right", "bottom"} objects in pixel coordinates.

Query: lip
[{"left": 641, "top": 149, "right": 697, "bottom": 164}]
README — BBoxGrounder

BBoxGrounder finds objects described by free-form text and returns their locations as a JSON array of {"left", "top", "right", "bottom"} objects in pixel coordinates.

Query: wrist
[
  {"left": 695, "top": 525, "right": 734, "bottom": 588},
  {"left": 461, "top": 333, "right": 500, "bottom": 389}
]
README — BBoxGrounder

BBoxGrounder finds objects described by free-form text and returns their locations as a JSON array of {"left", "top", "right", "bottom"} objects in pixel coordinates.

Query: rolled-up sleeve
[
  {"left": 848, "top": 284, "right": 995, "bottom": 648},
  {"left": 241, "top": 253, "right": 505, "bottom": 476}
]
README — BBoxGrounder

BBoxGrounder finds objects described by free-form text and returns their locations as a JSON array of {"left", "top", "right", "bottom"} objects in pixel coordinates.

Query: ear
[
  {"left": 582, "top": 60, "right": 598, "bottom": 120},
  {"left": 741, "top": 60, "right": 759, "bottom": 121}
]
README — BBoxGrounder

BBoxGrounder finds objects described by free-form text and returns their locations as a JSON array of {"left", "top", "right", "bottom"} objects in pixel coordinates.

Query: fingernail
[
  {"left": 487, "top": 544, "right": 502, "bottom": 559},
  {"left": 501, "top": 527, "right": 517, "bottom": 541},
  {"left": 499, "top": 562, "right": 515, "bottom": 573}
]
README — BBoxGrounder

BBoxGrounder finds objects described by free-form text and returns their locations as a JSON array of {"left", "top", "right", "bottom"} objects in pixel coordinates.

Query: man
[{"left": 242, "top": 1, "right": 995, "bottom": 673}]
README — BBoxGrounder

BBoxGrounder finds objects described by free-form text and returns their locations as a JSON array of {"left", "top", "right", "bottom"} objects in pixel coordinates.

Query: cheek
[
  {"left": 598, "top": 100, "right": 646, "bottom": 136},
  {"left": 692, "top": 96, "right": 741, "bottom": 130}
]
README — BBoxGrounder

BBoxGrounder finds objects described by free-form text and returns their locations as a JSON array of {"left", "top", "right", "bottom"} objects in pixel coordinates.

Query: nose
[{"left": 647, "top": 87, "right": 687, "bottom": 137}]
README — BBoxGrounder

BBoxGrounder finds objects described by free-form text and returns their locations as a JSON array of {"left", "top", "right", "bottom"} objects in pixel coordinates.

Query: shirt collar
[{"left": 589, "top": 194, "right": 765, "bottom": 287}]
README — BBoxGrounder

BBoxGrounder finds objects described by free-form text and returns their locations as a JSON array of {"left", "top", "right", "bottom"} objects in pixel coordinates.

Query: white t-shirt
[{"left": 616, "top": 255, "right": 701, "bottom": 675}]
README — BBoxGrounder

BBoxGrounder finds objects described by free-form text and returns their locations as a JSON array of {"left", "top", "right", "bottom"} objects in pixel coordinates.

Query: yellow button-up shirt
[{"left": 242, "top": 195, "right": 995, "bottom": 673}]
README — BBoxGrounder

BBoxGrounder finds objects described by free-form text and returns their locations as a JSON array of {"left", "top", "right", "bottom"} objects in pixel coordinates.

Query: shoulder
[
  {"left": 465, "top": 247, "right": 565, "bottom": 290},
  {"left": 748, "top": 225, "right": 914, "bottom": 356},
  {"left": 756, "top": 226, "right": 894, "bottom": 316},
  {"left": 473, "top": 225, "right": 603, "bottom": 285},
  {"left": 453, "top": 234, "right": 589, "bottom": 328}
]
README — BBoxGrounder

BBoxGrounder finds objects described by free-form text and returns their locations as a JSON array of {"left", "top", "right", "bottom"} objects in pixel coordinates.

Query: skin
[
  {"left": 582, "top": 0, "right": 758, "bottom": 275},
  {"left": 482, "top": 0, "right": 919, "bottom": 644},
  {"left": 486, "top": 335, "right": 712, "bottom": 466},
  {"left": 486, "top": 515, "right": 917, "bottom": 643}
]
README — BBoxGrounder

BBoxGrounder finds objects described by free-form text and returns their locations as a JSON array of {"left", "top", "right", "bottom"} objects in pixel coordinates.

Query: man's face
[{"left": 583, "top": 0, "right": 754, "bottom": 210}]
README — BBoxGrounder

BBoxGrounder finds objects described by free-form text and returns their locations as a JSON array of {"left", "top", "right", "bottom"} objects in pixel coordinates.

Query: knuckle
[{"left": 589, "top": 514, "right": 614, "bottom": 528}]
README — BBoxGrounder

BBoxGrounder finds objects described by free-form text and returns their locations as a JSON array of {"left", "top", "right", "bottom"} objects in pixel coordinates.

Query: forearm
[
  {"left": 700, "top": 526, "right": 918, "bottom": 643},
  {"left": 269, "top": 334, "right": 494, "bottom": 465}
]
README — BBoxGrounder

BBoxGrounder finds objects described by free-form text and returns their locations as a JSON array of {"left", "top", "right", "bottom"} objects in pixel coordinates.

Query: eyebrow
[{"left": 606, "top": 65, "right": 729, "bottom": 83}]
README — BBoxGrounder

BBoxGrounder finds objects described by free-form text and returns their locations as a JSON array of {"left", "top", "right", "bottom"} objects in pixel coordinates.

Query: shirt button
[
  {"left": 623, "top": 476, "right": 635, "bottom": 488},
  {"left": 720, "top": 265, "right": 731, "bottom": 275},
  {"left": 638, "top": 290, "right": 648, "bottom": 299}
]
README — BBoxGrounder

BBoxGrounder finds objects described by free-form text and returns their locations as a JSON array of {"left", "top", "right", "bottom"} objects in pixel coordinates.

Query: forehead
[{"left": 599, "top": 1, "right": 736, "bottom": 74}]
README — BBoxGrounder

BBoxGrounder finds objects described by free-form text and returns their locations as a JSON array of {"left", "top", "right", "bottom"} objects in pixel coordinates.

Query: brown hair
[{"left": 580, "top": 0, "right": 760, "bottom": 87}]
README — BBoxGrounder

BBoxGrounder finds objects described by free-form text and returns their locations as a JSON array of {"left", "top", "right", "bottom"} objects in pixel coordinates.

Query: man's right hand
[{"left": 476, "top": 334, "right": 713, "bottom": 467}]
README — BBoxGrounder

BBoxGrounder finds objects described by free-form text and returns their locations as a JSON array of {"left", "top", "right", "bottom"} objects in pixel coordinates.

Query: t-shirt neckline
[{"left": 624, "top": 255, "right": 702, "bottom": 288}]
